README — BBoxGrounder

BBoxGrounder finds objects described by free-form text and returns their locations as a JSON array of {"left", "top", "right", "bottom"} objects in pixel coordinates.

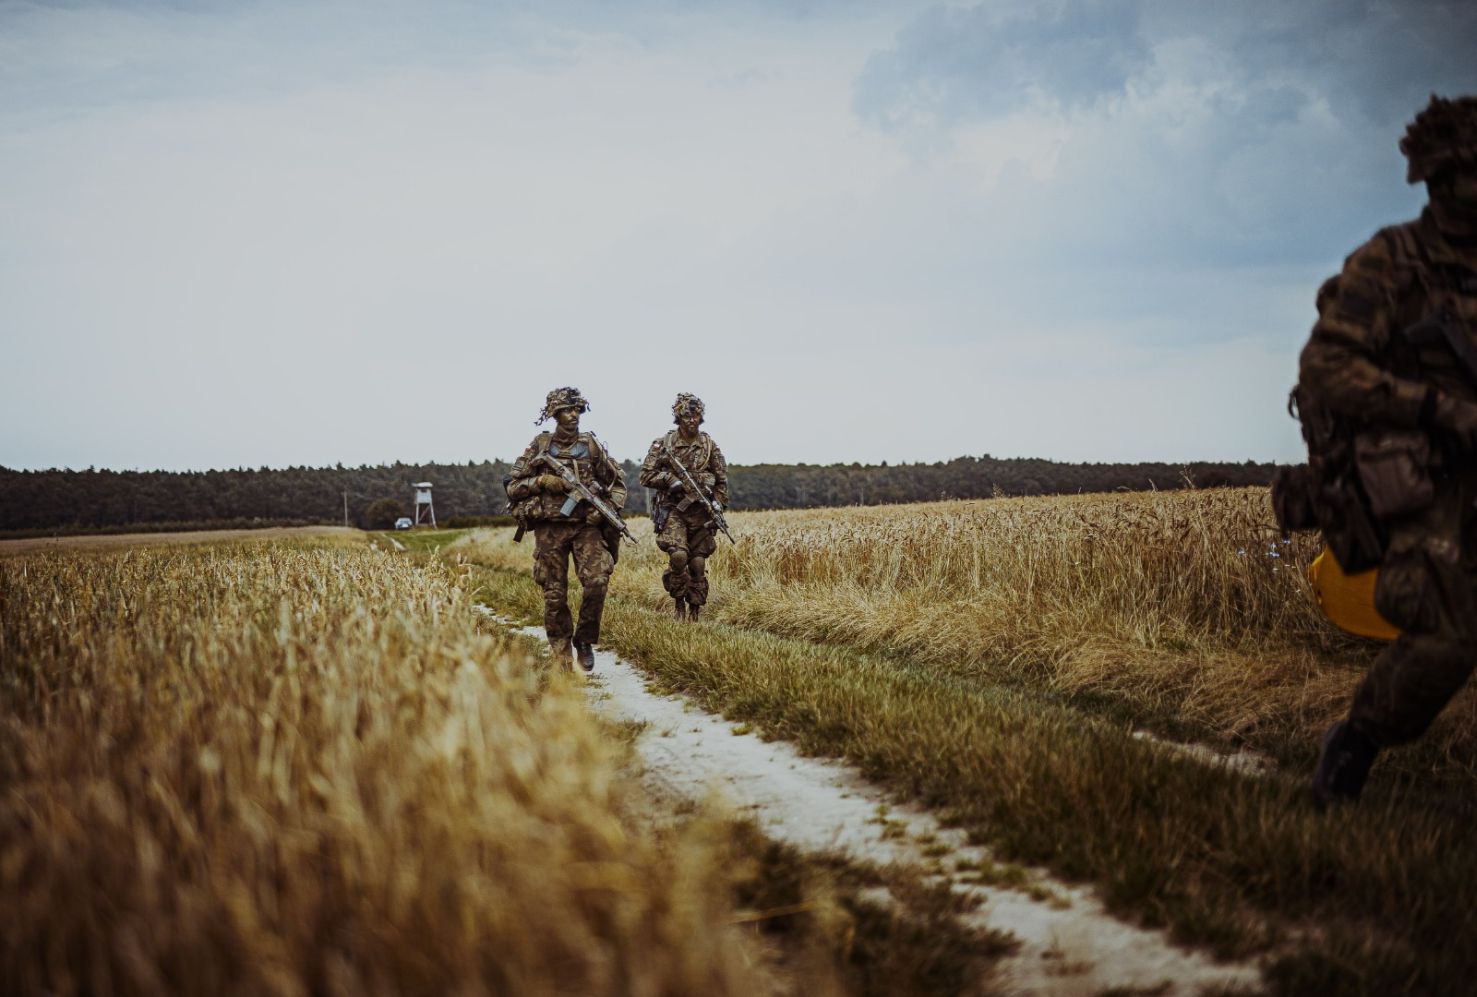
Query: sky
[{"left": 2, "top": 0, "right": 1475, "bottom": 471}]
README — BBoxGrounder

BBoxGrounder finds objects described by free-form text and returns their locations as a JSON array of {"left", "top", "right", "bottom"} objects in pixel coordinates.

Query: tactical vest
[
  {"left": 1274, "top": 221, "right": 1477, "bottom": 572},
  {"left": 512, "top": 432, "right": 609, "bottom": 523},
  {"left": 662, "top": 430, "right": 713, "bottom": 471}
]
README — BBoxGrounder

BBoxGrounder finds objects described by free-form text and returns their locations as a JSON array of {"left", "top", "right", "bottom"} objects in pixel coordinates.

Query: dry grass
[
  {"left": 0, "top": 538, "right": 848, "bottom": 996},
  {"left": 459, "top": 488, "right": 1451, "bottom": 755},
  {"left": 460, "top": 488, "right": 1477, "bottom": 994}
]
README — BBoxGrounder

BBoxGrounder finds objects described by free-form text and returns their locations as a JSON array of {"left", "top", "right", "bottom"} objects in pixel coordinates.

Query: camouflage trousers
[
  {"left": 655, "top": 505, "right": 718, "bottom": 606},
  {"left": 1350, "top": 482, "right": 1477, "bottom": 746},
  {"left": 532, "top": 521, "right": 614, "bottom": 645}
]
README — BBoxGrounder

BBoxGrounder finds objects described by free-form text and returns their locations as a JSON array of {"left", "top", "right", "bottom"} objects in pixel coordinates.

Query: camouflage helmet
[
  {"left": 536, "top": 386, "right": 590, "bottom": 423},
  {"left": 1400, "top": 94, "right": 1477, "bottom": 184},
  {"left": 672, "top": 392, "right": 705, "bottom": 423}
]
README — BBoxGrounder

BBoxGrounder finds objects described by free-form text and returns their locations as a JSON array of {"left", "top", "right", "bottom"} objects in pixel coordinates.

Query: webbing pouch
[{"left": 1353, "top": 430, "right": 1434, "bottom": 520}]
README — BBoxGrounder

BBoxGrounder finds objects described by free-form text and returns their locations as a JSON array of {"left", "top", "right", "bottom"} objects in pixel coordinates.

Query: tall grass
[
  {"left": 461, "top": 488, "right": 1438, "bottom": 757},
  {"left": 0, "top": 539, "right": 836, "bottom": 995}
]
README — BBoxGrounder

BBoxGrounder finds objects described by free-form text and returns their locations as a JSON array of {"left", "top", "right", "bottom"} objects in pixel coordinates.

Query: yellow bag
[{"left": 1308, "top": 548, "right": 1400, "bottom": 642}]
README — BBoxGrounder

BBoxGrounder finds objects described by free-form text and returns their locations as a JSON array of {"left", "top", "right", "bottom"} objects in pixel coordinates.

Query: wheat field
[
  {"left": 463, "top": 487, "right": 1448, "bottom": 754},
  {"left": 0, "top": 537, "right": 846, "bottom": 996}
]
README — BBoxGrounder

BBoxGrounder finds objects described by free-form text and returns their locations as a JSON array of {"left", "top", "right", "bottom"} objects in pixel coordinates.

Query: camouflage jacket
[
  {"left": 506, "top": 430, "right": 627, "bottom": 524},
  {"left": 639, "top": 430, "right": 729, "bottom": 508},
  {"left": 1299, "top": 208, "right": 1477, "bottom": 428}
]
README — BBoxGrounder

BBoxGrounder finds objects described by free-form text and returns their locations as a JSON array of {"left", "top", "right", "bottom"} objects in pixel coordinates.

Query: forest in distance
[{"left": 0, "top": 454, "right": 1280, "bottom": 535}]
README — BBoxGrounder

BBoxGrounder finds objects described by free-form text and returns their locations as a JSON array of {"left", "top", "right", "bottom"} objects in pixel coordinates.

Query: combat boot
[
  {"left": 673, "top": 598, "right": 687, "bottom": 621},
  {"left": 686, "top": 602, "right": 700, "bottom": 622},
  {"left": 574, "top": 640, "right": 596, "bottom": 674},
  {"left": 1311, "top": 720, "right": 1379, "bottom": 809}
]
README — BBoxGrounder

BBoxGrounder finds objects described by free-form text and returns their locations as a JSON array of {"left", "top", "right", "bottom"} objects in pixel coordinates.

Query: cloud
[
  {"left": 851, "top": 0, "right": 1475, "bottom": 270},
  {"left": 854, "top": 0, "right": 1149, "bottom": 129}
]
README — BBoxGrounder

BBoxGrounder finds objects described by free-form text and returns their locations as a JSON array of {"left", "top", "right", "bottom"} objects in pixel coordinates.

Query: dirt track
[{"left": 0, "top": 526, "right": 361, "bottom": 554}]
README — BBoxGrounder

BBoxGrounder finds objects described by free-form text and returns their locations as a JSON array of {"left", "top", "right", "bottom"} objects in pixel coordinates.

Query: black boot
[
  {"left": 1311, "top": 721, "right": 1379, "bottom": 809},
  {"left": 686, "top": 602, "right": 700, "bottom": 622},
  {"left": 574, "top": 640, "right": 595, "bottom": 674},
  {"left": 673, "top": 598, "right": 687, "bottom": 621}
]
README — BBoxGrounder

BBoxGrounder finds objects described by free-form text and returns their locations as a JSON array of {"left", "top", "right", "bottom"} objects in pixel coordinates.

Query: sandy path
[
  {"left": 0, "top": 525, "right": 361, "bottom": 554},
  {"left": 477, "top": 610, "right": 1263, "bottom": 996}
]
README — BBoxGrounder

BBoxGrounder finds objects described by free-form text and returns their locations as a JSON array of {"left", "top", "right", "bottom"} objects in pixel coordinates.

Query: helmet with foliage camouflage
[
  {"left": 1400, "top": 94, "right": 1477, "bottom": 184},
  {"left": 672, "top": 392, "right": 705, "bottom": 423},
  {"left": 536, "top": 386, "right": 590, "bottom": 423}
]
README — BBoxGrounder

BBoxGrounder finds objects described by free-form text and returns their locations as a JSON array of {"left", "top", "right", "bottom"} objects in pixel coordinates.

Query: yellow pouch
[{"left": 1308, "top": 548, "right": 1400, "bottom": 642}]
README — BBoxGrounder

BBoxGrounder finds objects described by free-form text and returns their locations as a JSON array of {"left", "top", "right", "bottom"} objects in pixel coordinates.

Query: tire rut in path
[{"left": 476, "top": 608, "right": 1264, "bottom": 996}]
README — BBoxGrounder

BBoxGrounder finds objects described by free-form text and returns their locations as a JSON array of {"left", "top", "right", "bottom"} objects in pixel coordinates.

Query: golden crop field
[
  {"left": 464, "top": 487, "right": 1433, "bottom": 750},
  {"left": 0, "top": 537, "right": 853, "bottom": 996}
]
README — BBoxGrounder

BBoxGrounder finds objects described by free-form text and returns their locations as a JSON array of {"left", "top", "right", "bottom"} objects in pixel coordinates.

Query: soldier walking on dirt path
[
  {"left": 504, "top": 387, "right": 628, "bottom": 674},
  {"left": 640, "top": 393, "right": 729, "bottom": 622},
  {"left": 1281, "top": 95, "right": 1477, "bottom": 807}
]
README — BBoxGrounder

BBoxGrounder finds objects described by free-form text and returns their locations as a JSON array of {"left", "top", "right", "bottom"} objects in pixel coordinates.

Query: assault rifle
[
  {"left": 661, "top": 444, "right": 734, "bottom": 545},
  {"left": 533, "top": 452, "right": 638, "bottom": 546}
]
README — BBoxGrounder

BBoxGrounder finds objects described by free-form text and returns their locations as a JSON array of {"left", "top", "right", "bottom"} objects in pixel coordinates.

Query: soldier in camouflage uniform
[
  {"left": 1295, "top": 96, "right": 1477, "bottom": 806},
  {"left": 639, "top": 393, "right": 729, "bottom": 621},
  {"left": 505, "top": 387, "right": 628, "bottom": 673}
]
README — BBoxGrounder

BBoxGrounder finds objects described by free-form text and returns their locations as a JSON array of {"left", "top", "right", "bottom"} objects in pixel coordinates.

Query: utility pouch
[
  {"left": 1323, "top": 471, "right": 1386, "bottom": 574},
  {"left": 652, "top": 501, "right": 671, "bottom": 534},
  {"left": 1353, "top": 430, "right": 1434, "bottom": 520}
]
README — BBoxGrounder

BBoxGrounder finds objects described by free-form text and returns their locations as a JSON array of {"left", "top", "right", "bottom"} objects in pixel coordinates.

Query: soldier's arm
[
  {"left": 708, "top": 438, "right": 729, "bottom": 507},
  {"left": 639, "top": 439, "right": 675, "bottom": 490},
  {"left": 505, "top": 438, "right": 547, "bottom": 501},
  {"left": 1298, "top": 237, "right": 1431, "bottom": 428},
  {"left": 592, "top": 437, "right": 628, "bottom": 509}
]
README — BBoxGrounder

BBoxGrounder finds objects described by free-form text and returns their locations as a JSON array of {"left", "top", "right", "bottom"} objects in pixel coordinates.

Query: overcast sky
[{"left": 3, "top": 0, "right": 1474, "bottom": 471}]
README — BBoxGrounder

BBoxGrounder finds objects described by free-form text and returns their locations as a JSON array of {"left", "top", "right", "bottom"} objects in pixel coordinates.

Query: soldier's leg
[
  {"left": 571, "top": 524, "right": 616, "bottom": 648},
  {"left": 1349, "top": 634, "right": 1474, "bottom": 746},
  {"left": 532, "top": 525, "right": 576, "bottom": 667},
  {"left": 1357, "top": 530, "right": 1477, "bottom": 745},
  {"left": 656, "top": 511, "right": 690, "bottom": 617},
  {"left": 685, "top": 522, "right": 717, "bottom": 617},
  {"left": 1316, "top": 528, "right": 1477, "bottom": 805}
]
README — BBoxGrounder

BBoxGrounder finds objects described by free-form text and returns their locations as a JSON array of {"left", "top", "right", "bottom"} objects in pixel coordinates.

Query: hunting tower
[{"left": 413, "top": 482, "right": 436, "bottom": 528}]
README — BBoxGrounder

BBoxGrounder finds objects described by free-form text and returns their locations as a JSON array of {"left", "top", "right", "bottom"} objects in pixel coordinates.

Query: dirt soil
[{"left": 0, "top": 526, "right": 361, "bottom": 554}]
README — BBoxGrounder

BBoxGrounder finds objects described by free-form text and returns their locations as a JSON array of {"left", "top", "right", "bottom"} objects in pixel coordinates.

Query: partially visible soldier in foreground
[
  {"left": 640, "top": 393, "right": 729, "bottom": 621},
  {"left": 505, "top": 387, "right": 628, "bottom": 673},
  {"left": 1288, "top": 95, "right": 1477, "bottom": 806}
]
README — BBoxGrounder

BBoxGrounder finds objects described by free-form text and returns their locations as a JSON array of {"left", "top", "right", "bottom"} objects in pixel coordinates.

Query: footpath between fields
[{"left": 470, "top": 599, "right": 1264, "bottom": 996}]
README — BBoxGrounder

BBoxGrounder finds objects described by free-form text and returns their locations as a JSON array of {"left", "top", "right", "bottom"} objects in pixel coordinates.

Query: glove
[
  {"left": 1429, "top": 394, "right": 1477, "bottom": 454},
  {"left": 668, "top": 478, "right": 686, "bottom": 493},
  {"left": 537, "top": 473, "right": 569, "bottom": 494},
  {"left": 697, "top": 472, "right": 716, "bottom": 490},
  {"left": 585, "top": 507, "right": 605, "bottom": 525}
]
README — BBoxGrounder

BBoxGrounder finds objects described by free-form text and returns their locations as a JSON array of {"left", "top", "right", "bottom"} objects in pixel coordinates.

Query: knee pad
[
  {"left": 669, "top": 549, "right": 689, "bottom": 572},
  {"left": 689, "top": 555, "right": 706, "bottom": 577}
]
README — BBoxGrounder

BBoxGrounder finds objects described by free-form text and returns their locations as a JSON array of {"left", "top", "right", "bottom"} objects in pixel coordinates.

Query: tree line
[{"left": 0, "top": 455, "right": 1279, "bottom": 535}]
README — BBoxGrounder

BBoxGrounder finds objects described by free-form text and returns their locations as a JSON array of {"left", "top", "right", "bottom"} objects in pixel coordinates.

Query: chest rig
[{"left": 541, "top": 434, "right": 599, "bottom": 487}]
